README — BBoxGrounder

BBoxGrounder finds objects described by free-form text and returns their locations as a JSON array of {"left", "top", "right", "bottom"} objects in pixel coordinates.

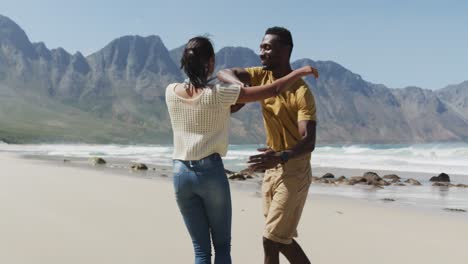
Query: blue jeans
[{"left": 173, "top": 153, "right": 232, "bottom": 264}]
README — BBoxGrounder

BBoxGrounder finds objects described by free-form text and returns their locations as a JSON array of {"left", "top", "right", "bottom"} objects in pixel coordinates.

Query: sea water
[{"left": 1, "top": 142, "right": 467, "bottom": 211}]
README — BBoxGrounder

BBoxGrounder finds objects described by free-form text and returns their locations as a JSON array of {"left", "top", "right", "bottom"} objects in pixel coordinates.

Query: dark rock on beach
[
  {"left": 131, "top": 163, "right": 148, "bottom": 170},
  {"left": 322, "top": 173, "right": 335, "bottom": 179},
  {"left": 404, "top": 178, "right": 422, "bottom": 186},
  {"left": 383, "top": 174, "right": 401, "bottom": 182},
  {"left": 225, "top": 169, "right": 247, "bottom": 181},
  {"left": 239, "top": 169, "right": 257, "bottom": 179},
  {"left": 363, "top": 172, "right": 390, "bottom": 187},
  {"left": 225, "top": 169, "right": 235, "bottom": 174},
  {"left": 335, "top": 176, "right": 350, "bottom": 185},
  {"left": 349, "top": 176, "right": 367, "bottom": 185},
  {"left": 228, "top": 173, "right": 247, "bottom": 181},
  {"left": 363, "top": 172, "right": 379, "bottom": 181},
  {"left": 430, "top": 173, "right": 450, "bottom": 182},
  {"left": 444, "top": 208, "right": 466, "bottom": 213},
  {"left": 318, "top": 178, "right": 335, "bottom": 184},
  {"left": 286, "top": 169, "right": 461, "bottom": 190},
  {"left": 336, "top": 176, "right": 347, "bottom": 181},
  {"left": 91, "top": 157, "right": 106, "bottom": 165}
]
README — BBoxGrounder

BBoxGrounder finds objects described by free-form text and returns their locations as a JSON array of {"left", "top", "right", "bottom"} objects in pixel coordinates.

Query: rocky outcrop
[
  {"left": 437, "top": 81, "right": 468, "bottom": 122},
  {"left": 404, "top": 178, "right": 422, "bottom": 186},
  {"left": 322, "top": 173, "right": 335, "bottom": 179},
  {"left": 430, "top": 173, "right": 451, "bottom": 182},
  {"left": 363, "top": 172, "right": 390, "bottom": 186},
  {"left": 383, "top": 174, "right": 401, "bottom": 182},
  {"left": 225, "top": 169, "right": 255, "bottom": 181},
  {"left": 349, "top": 176, "right": 367, "bottom": 185},
  {"left": 443, "top": 208, "right": 466, "bottom": 213},
  {"left": 91, "top": 157, "right": 106, "bottom": 165},
  {"left": 131, "top": 163, "right": 148, "bottom": 170}
]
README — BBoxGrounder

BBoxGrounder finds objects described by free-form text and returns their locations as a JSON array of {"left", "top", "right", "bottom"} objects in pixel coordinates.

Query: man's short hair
[{"left": 265, "top": 27, "right": 294, "bottom": 54}]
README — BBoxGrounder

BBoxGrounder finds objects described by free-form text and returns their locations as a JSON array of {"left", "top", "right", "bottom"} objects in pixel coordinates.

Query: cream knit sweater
[{"left": 166, "top": 83, "right": 241, "bottom": 160}]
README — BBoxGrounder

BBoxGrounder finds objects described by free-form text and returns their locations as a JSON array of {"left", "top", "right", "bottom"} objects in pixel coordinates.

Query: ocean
[{"left": 1, "top": 142, "right": 467, "bottom": 211}]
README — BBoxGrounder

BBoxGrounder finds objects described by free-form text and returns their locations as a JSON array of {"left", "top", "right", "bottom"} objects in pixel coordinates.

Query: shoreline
[
  {"left": 3, "top": 143, "right": 468, "bottom": 179},
  {"left": 11, "top": 152, "right": 468, "bottom": 216}
]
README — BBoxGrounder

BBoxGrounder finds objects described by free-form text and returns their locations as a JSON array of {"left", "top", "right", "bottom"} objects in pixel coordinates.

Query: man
[{"left": 217, "top": 27, "right": 318, "bottom": 264}]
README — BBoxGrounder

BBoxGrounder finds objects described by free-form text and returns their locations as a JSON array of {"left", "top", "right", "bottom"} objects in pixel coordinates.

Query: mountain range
[{"left": 1, "top": 14, "right": 467, "bottom": 144}]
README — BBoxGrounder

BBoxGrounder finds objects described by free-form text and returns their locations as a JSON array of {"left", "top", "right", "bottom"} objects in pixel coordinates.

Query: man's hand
[
  {"left": 230, "top": 103, "right": 245, "bottom": 113},
  {"left": 247, "top": 147, "right": 282, "bottom": 172}
]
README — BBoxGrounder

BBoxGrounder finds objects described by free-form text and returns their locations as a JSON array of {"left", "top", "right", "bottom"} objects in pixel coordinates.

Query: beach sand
[{"left": 1, "top": 153, "right": 467, "bottom": 264}]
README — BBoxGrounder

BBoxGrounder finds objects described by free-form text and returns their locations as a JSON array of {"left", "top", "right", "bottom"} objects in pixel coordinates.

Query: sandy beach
[{"left": 1, "top": 152, "right": 467, "bottom": 264}]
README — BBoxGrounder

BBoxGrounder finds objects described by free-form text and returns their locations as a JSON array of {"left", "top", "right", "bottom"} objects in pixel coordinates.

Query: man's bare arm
[
  {"left": 286, "top": 120, "right": 317, "bottom": 158},
  {"left": 230, "top": 103, "right": 245, "bottom": 113},
  {"left": 217, "top": 68, "right": 252, "bottom": 87}
]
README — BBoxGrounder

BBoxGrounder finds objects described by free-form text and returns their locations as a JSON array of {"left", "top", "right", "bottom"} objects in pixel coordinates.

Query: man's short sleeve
[
  {"left": 245, "top": 67, "right": 265, "bottom": 86},
  {"left": 296, "top": 87, "right": 317, "bottom": 122}
]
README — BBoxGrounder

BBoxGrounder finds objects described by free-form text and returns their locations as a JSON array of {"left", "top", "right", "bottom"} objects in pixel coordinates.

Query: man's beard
[{"left": 261, "top": 56, "right": 278, "bottom": 71}]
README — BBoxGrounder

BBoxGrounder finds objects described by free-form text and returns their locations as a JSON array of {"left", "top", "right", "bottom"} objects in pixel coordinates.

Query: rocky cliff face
[
  {"left": 437, "top": 81, "right": 468, "bottom": 121},
  {"left": 1, "top": 14, "right": 467, "bottom": 144}
]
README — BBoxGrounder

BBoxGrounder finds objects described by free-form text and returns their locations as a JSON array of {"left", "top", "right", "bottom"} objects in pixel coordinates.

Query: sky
[{"left": 1, "top": 0, "right": 467, "bottom": 89}]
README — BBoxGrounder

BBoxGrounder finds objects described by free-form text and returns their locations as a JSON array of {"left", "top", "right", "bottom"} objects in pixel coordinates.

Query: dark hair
[
  {"left": 265, "top": 27, "right": 293, "bottom": 56},
  {"left": 180, "top": 36, "right": 215, "bottom": 88}
]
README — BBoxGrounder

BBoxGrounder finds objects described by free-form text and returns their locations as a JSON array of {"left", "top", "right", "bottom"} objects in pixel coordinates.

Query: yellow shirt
[{"left": 245, "top": 67, "right": 317, "bottom": 153}]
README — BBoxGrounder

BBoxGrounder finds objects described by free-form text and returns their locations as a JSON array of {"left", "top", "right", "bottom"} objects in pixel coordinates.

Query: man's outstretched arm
[{"left": 217, "top": 68, "right": 252, "bottom": 86}]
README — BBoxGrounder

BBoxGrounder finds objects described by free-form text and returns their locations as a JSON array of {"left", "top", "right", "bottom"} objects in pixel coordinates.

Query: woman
[{"left": 165, "top": 36, "right": 315, "bottom": 264}]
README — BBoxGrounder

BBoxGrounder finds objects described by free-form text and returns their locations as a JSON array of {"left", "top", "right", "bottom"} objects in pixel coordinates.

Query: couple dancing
[{"left": 166, "top": 27, "right": 318, "bottom": 264}]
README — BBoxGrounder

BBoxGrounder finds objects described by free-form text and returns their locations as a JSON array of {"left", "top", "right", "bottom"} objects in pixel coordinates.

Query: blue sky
[{"left": 2, "top": 0, "right": 467, "bottom": 89}]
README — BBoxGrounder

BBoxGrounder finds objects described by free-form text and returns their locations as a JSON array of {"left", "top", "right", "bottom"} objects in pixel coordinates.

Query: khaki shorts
[{"left": 262, "top": 156, "right": 312, "bottom": 244}]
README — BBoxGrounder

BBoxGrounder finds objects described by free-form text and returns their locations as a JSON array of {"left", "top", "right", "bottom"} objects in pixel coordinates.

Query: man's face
[{"left": 259, "top": 34, "right": 289, "bottom": 70}]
